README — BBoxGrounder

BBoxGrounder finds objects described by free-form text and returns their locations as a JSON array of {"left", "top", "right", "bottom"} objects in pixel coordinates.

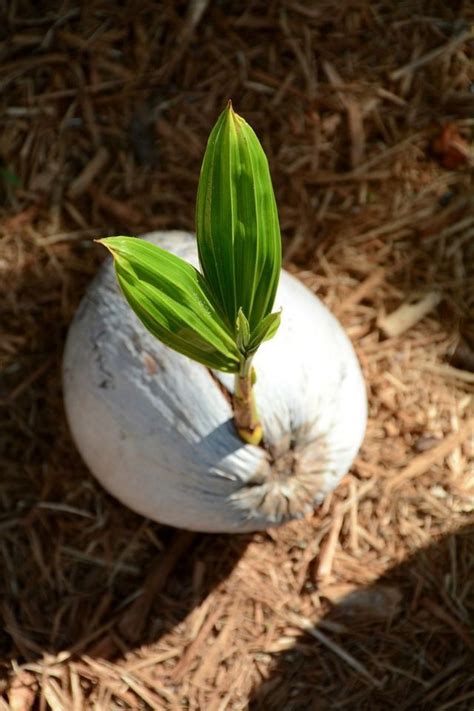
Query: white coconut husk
[{"left": 63, "top": 231, "right": 367, "bottom": 533}]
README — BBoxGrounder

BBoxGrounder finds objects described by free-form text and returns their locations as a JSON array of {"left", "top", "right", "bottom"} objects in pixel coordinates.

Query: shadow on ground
[
  {"left": 0, "top": 246, "right": 472, "bottom": 708},
  {"left": 249, "top": 523, "right": 474, "bottom": 711},
  {"left": 0, "top": 245, "right": 250, "bottom": 665}
]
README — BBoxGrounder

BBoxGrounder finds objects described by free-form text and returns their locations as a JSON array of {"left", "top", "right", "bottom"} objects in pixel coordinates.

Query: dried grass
[{"left": 1, "top": 1, "right": 473, "bottom": 709}]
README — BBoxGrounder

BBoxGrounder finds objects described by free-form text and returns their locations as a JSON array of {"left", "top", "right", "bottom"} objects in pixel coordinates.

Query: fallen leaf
[
  {"left": 322, "top": 583, "right": 402, "bottom": 621},
  {"left": 432, "top": 123, "right": 471, "bottom": 169}
]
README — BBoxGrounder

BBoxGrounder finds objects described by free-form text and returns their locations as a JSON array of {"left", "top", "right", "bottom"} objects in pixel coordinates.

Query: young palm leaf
[
  {"left": 196, "top": 101, "right": 281, "bottom": 334},
  {"left": 99, "top": 237, "right": 241, "bottom": 373},
  {"left": 99, "top": 105, "right": 282, "bottom": 446},
  {"left": 196, "top": 103, "right": 282, "bottom": 444},
  {"left": 246, "top": 310, "right": 281, "bottom": 355}
]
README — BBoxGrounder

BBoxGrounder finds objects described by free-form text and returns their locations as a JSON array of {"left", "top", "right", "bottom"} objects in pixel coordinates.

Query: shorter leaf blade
[
  {"left": 100, "top": 237, "right": 241, "bottom": 373},
  {"left": 247, "top": 310, "right": 281, "bottom": 354},
  {"left": 236, "top": 308, "right": 250, "bottom": 355}
]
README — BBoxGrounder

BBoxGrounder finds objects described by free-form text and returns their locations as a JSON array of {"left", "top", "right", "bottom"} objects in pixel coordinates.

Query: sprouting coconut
[{"left": 63, "top": 103, "right": 367, "bottom": 533}]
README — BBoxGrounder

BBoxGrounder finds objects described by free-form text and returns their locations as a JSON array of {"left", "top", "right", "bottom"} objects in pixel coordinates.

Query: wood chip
[
  {"left": 284, "top": 609, "right": 382, "bottom": 688},
  {"left": 388, "top": 419, "right": 474, "bottom": 490},
  {"left": 171, "top": 602, "right": 224, "bottom": 682},
  {"left": 315, "top": 505, "right": 344, "bottom": 580},
  {"left": 337, "top": 268, "right": 386, "bottom": 313},
  {"left": 68, "top": 147, "right": 109, "bottom": 198},
  {"left": 377, "top": 292, "right": 442, "bottom": 337},
  {"left": 390, "top": 28, "right": 474, "bottom": 80},
  {"left": 7, "top": 672, "right": 36, "bottom": 711},
  {"left": 118, "top": 530, "right": 195, "bottom": 644}
]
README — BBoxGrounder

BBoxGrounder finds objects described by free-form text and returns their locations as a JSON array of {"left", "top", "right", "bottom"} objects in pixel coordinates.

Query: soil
[{"left": 1, "top": 2, "right": 473, "bottom": 709}]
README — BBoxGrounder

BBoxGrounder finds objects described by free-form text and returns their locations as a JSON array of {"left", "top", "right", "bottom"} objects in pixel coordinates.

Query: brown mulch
[{"left": 1, "top": 1, "right": 473, "bottom": 709}]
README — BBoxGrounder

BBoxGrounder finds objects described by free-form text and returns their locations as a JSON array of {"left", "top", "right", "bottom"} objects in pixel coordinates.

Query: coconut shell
[{"left": 63, "top": 231, "right": 367, "bottom": 533}]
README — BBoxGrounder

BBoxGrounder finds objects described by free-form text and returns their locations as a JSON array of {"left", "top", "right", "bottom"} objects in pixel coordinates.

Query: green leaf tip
[
  {"left": 196, "top": 104, "right": 282, "bottom": 334},
  {"left": 247, "top": 309, "right": 281, "bottom": 353},
  {"left": 236, "top": 308, "right": 251, "bottom": 355},
  {"left": 100, "top": 236, "right": 241, "bottom": 373},
  {"left": 235, "top": 305, "right": 281, "bottom": 358},
  {"left": 96, "top": 236, "right": 138, "bottom": 258}
]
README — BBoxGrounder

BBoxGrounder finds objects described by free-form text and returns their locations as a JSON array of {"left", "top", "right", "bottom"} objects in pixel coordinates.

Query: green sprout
[{"left": 100, "top": 102, "right": 282, "bottom": 445}]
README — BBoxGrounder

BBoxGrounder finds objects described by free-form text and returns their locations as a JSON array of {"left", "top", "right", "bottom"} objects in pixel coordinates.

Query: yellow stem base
[{"left": 237, "top": 424, "right": 263, "bottom": 446}]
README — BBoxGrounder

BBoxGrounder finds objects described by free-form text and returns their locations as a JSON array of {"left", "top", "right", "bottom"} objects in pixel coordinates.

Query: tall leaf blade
[
  {"left": 196, "top": 103, "right": 282, "bottom": 333},
  {"left": 100, "top": 237, "right": 241, "bottom": 373}
]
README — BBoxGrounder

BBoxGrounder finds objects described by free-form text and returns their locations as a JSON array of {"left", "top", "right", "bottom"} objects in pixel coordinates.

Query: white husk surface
[{"left": 63, "top": 231, "right": 367, "bottom": 533}]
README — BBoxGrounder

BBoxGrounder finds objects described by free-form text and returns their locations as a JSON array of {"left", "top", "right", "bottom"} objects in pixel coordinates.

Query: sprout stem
[{"left": 233, "top": 358, "right": 263, "bottom": 445}]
